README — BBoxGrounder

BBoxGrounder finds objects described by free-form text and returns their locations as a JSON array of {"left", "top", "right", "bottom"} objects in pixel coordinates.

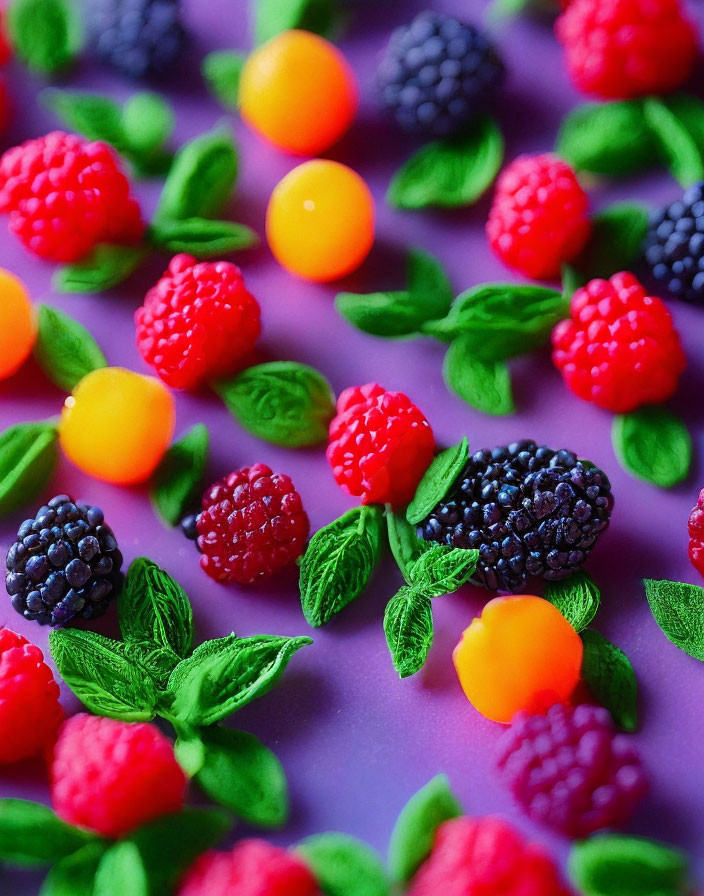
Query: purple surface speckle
[{"left": 1, "top": 1, "right": 704, "bottom": 892}]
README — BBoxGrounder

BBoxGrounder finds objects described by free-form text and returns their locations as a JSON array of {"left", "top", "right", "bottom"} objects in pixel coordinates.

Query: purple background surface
[{"left": 1, "top": 1, "right": 704, "bottom": 892}]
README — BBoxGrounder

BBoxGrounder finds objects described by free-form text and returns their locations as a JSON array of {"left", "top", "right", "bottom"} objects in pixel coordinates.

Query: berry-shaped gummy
[
  {"left": 327, "top": 383, "right": 435, "bottom": 508},
  {"left": 267, "top": 160, "right": 374, "bottom": 282},
  {"left": 196, "top": 464, "right": 309, "bottom": 584},
  {"left": 177, "top": 840, "right": 319, "bottom": 896},
  {"left": 51, "top": 713, "right": 186, "bottom": 838},
  {"left": 239, "top": 30, "right": 358, "bottom": 156},
  {"left": 497, "top": 703, "right": 648, "bottom": 837},
  {"left": 487, "top": 153, "right": 590, "bottom": 280},
  {"left": 453, "top": 595, "right": 584, "bottom": 724},
  {"left": 376, "top": 11, "right": 504, "bottom": 138},
  {"left": 0, "top": 628, "right": 63, "bottom": 763},
  {"left": 555, "top": 0, "right": 698, "bottom": 99},
  {"left": 0, "top": 132, "right": 143, "bottom": 263},
  {"left": 136, "top": 254, "right": 261, "bottom": 390},
  {"left": 60, "top": 367, "right": 175, "bottom": 485},
  {"left": 417, "top": 441, "right": 613, "bottom": 592},
  {"left": 407, "top": 815, "right": 571, "bottom": 896},
  {"left": 0, "top": 267, "right": 35, "bottom": 382},
  {"left": 687, "top": 489, "right": 704, "bottom": 578},
  {"left": 5, "top": 495, "right": 123, "bottom": 626},
  {"left": 552, "top": 272, "right": 685, "bottom": 413}
]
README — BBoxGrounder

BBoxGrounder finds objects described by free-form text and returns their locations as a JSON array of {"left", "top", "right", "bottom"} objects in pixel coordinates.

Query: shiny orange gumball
[{"left": 0, "top": 268, "right": 35, "bottom": 382}]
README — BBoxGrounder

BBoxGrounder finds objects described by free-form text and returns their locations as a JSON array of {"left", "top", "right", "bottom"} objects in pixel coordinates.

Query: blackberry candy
[
  {"left": 90, "top": 0, "right": 187, "bottom": 79},
  {"left": 644, "top": 182, "right": 704, "bottom": 305},
  {"left": 417, "top": 441, "right": 613, "bottom": 592},
  {"left": 5, "top": 496, "right": 123, "bottom": 626},
  {"left": 376, "top": 11, "right": 504, "bottom": 138}
]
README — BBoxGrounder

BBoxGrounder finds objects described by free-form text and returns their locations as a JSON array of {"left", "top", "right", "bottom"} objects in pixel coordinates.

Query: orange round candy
[
  {"left": 60, "top": 367, "right": 175, "bottom": 486},
  {"left": 266, "top": 159, "right": 374, "bottom": 282},
  {"left": 0, "top": 267, "right": 35, "bottom": 381},
  {"left": 452, "top": 595, "right": 583, "bottom": 724},
  {"left": 239, "top": 30, "right": 358, "bottom": 156}
]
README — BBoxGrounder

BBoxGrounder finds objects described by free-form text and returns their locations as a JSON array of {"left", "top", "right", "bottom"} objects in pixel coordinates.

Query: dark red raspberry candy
[
  {"left": 487, "top": 153, "right": 590, "bottom": 280},
  {"left": 326, "top": 383, "right": 435, "bottom": 508},
  {"left": 136, "top": 254, "right": 261, "bottom": 390},
  {"left": 0, "top": 131, "right": 143, "bottom": 263},
  {"left": 687, "top": 489, "right": 704, "bottom": 578},
  {"left": 556, "top": 0, "right": 698, "bottom": 100},
  {"left": 196, "top": 464, "right": 309, "bottom": 584},
  {"left": 552, "top": 272, "right": 685, "bottom": 413}
]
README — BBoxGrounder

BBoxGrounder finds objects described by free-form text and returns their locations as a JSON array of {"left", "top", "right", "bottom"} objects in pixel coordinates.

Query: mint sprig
[
  {"left": 8, "top": 0, "right": 83, "bottom": 75},
  {"left": 544, "top": 572, "right": 600, "bottom": 632},
  {"left": 34, "top": 305, "right": 107, "bottom": 392},
  {"left": 443, "top": 341, "right": 515, "bottom": 416},
  {"left": 612, "top": 407, "right": 692, "bottom": 488},
  {"left": 383, "top": 586, "right": 434, "bottom": 678},
  {"left": 407, "top": 438, "right": 468, "bottom": 525},
  {"left": 644, "top": 578, "right": 704, "bottom": 661}
]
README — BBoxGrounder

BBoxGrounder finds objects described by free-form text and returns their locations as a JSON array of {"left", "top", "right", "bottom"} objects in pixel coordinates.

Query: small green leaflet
[
  {"left": 387, "top": 775, "right": 462, "bottom": 883},
  {"left": 296, "top": 833, "right": 390, "bottom": 896},
  {"left": 581, "top": 630, "right": 638, "bottom": 732},
  {"left": 443, "top": 339, "right": 515, "bottom": 416},
  {"left": 215, "top": 361, "right": 335, "bottom": 447},
  {"left": 612, "top": 407, "right": 692, "bottom": 488},
  {"left": 644, "top": 579, "right": 704, "bottom": 662},
  {"left": 386, "top": 511, "right": 433, "bottom": 582},
  {"left": 150, "top": 424, "right": 209, "bottom": 527},
  {"left": 254, "top": 0, "right": 336, "bottom": 44},
  {"left": 405, "top": 545, "right": 478, "bottom": 598},
  {"left": 643, "top": 96, "right": 704, "bottom": 188},
  {"left": 8, "top": 0, "right": 83, "bottom": 75},
  {"left": 39, "top": 842, "right": 107, "bottom": 896},
  {"left": 53, "top": 245, "right": 147, "bottom": 294},
  {"left": 41, "top": 89, "right": 127, "bottom": 149},
  {"left": 93, "top": 842, "right": 148, "bottom": 896},
  {"left": 121, "top": 92, "right": 174, "bottom": 158},
  {"left": 148, "top": 217, "right": 258, "bottom": 256},
  {"left": 383, "top": 587, "right": 434, "bottom": 678},
  {"left": 407, "top": 437, "right": 468, "bottom": 525},
  {"left": 0, "top": 421, "right": 59, "bottom": 516},
  {"left": 388, "top": 117, "right": 504, "bottom": 210},
  {"left": 34, "top": 305, "right": 107, "bottom": 392},
  {"left": 568, "top": 834, "right": 689, "bottom": 896},
  {"left": 300, "top": 506, "right": 384, "bottom": 627},
  {"left": 0, "top": 799, "right": 97, "bottom": 867},
  {"left": 567, "top": 203, "right": 650, "bottom": 287},
  {"left": 544, "top": 572, "right": 601, "bottom": 632},
  {"left": 202, "top": 50, "right": 247, "bottom": 109}
]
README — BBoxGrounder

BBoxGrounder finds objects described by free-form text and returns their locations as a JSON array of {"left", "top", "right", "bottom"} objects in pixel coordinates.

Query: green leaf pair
[
  {"left": 0, "top": 421, "right": 59, "bottom": 517},
  {"left": 8, "top": 0, "right": 82, "bottom": 75}
]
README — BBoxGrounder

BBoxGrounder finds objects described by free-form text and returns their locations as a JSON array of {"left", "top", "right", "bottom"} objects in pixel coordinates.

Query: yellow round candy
[{"left": 0, "top": 268, "right": 35, "bottom": 382}]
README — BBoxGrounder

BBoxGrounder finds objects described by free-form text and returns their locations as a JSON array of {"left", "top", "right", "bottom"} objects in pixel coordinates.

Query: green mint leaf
[
  {"left": 423, "top": 283, "right": 566, "bottom": 356},
  {"left": 41, "top": 89, "right": 127, "bottom": 148},
  {"left": 150, "top": 424, "right": 209, "bottom": 527},
  {"left": 215, "top": 361, "right": 335, "bottom": 448},
  {"left": 300, "top": 506, "right": 384, "bottom": 627},
  {"left": 556, "top": 100, "right": 657, "bottom": 177},
  {"left": 384, "top": 587, "right": 434, "bottom": 678},
  {"left": 202, "top": 50, "right": 247, "bottom": 109},
  {"left": 155, "top": 127, "right": 238, "bottom": 222},
  {"left": 581, "top": 630, "right": 638, "bottom": 732},
  {"left": 178, "top": 728, "right": 288, "bottom": 829},
  {"left": 167, "top": 634, "right": 312, "bottom": 726},
  {"left": 94, "top": 842, "right": 148, "bottom": 896},
  {"left": 568, "top": 834, "right": 689, "bottom": 896},
  {"left": 296, "top": 833, "right": 389, "bottom": 896},
  {"left": 49, "top": 629, "right": 158, "bottom": 721},
  {"left": 659, "top": 93, "right": 704, "bottom": 155},
  {"left": 121, "top": 92, "right": 174, "bottom": 158},
  {"left": 562, "top": 263, "right": 585, "bottom": 300},
  {"left": 443, "top": 338, "right": 515, "bottom": 416},
  {"left": 643, "top": 97, "right": 704, "bottom": 187},
  {"left": 118, "top": 558, "right": 194, "bottom": 683},
  {"left": 0, "top": 421, "right": 59, "bottom": 516},
  {"left": 406, "top": 545, "right": 478, "bottom": 598},
  {"left": 148, "top": 217, "right": 258, "bottom": 256},
  {"left": 406, "top": 248, "right": 454, "bottom": 321},
  {"left": 39, "top": 842, "right": 107, "bottom": 896},
  {"left": 388, "top": 775, "right": 462, "bottom": 883},
  {"left": 407, "top": 437, "right": 468, "bottom": 525},
  {"left": 388, "top": 117, "right": 503, "bottom": 209},
  {"left": 485, "top": 0, "right": 535, "bottom": 24},
  {"left": 8, "top": 0, "right": 82, "bottom": 74},
  {"left": 53, "top": 244, "right": 147, "bottom": 294},
  {"left": 0, "top": 800, "right": 97, "bottom": 867},
  {"left": 544, "top": 571, "right": 601, "bottom": 632},
  {"left": 644, "top": 579, "right": 704, "bottom": 662},
  {"left": 570, "top": 202, "right": 650, "bottom": 283},
  {"left": 254, "top": 0, "right": 336, "bottom": 43},
  {"left": 34, "top": 305, "right": 107, "bottom": 392},
  {"left": 386, "top": 511, "right": 433, "bottom": 583},
  {"left": 612, "top": 407, "right": 692, "bottom": 488}
]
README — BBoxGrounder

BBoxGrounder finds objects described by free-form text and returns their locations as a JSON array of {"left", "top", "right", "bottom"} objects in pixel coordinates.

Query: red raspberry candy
[
  {"left": 0, "top": 628, "right": 63, "bottom": 763},
  {"left": 326, "top": 383, "right": 435, "bottom": 508},
  {"left": 486, "top": 153, "right": 590, "bottom": 280},
  {"left": 687, "top": 489, "right": 704, "bottom": 578},
  {"left": 196, "top": 464, "right": 309, "bottom": 584},
  {"left": 51, "top": 713, "right": 186, "bottom": 837},
  {"left": 178, "top": 840, "right": 319, "bottom": 896},
  {"left": 556, "top": 0, "right": 698, "bottom": 100},
  {"left": 407, "top": 816, "right": 571, "bottom": 896},
  {"left": 135, "top": 255, "right": 261, "bottom": 390},
  {"left": 552, "top": 272, "right": 685, "bottom": 413},
  {"left": 0, "top": 131, "right": 143, "bottom": 263}
]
